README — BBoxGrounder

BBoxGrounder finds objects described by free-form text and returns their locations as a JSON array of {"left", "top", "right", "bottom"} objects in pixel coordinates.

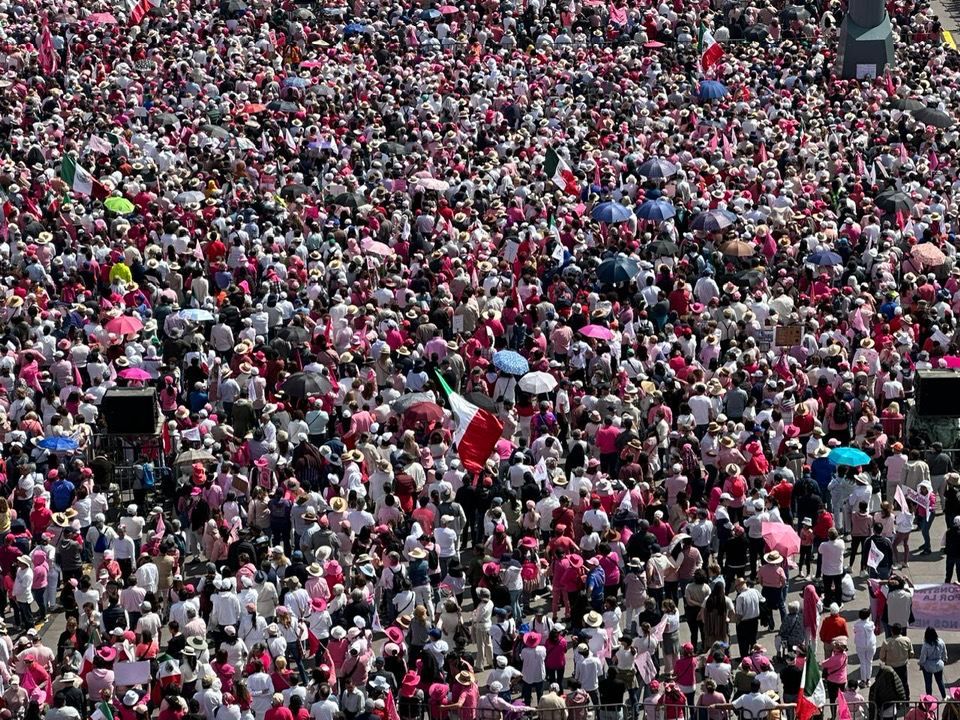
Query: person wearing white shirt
[
  {"left": 573, "top": 645, "right": 603, "bottom": 699},
  {"left": 818, "top": 528, "right": 846, "bottom": 606},
  {"left": 310, "top": 688, "right": 339, "bottom": 720},
  {"left": 434, "top": 516, "right": 459, "bottom": 576},
  {"left": 210, "top": 581, "right": 242, "bottom": 629},
  {"left": 519, "top": 637, "right": 547, "bottom": 705}
]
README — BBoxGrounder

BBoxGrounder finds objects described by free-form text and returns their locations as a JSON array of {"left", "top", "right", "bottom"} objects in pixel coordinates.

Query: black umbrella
[
  {"left": 648, "top": 239, "right": 680, "bottom": 256},
  {"left": 874, "top": 188, "right": 914, "bottom": 213},
  {"left": 910, "top": 106, "right": 955, "bottom": 128},
  {"left": 464, "top": 392, "right": 498, "bottom": 413},
  {"left": 332, "top": 192, "right": 365, "bottom": 208},
  {"left": 735, "top": 269, "right": 766, "bottom": 286},
  {"left": 779, "top": 5, "right": 809, "bottom": 22},
  {"left": 391, "top": 392, "right": 435, "bottom": 413},
  {"left": 743, "top": 23, "right": 769, "bottom": 41},
  {"left": 279, "top": 184, "right": 313, "bottom": 200},
  {"left": 282, "top": 372, "right": 331, "bottom": 397},
  {"left": 379, "top": 142, "right": 409, "bottom": 155},
  {"left": 276, "top": 325, "right": 311, "bottom": 343},
  {"left": 200, "top": 124, "right": 230, "bottom": 140},
  {"left": 155, "top": 112, "right": 181, "bottom": 128},
  {"left": 889, "top": 98, "right": 925, "bottom": 111}
]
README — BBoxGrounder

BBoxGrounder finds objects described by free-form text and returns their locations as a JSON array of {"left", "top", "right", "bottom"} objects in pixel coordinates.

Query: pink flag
[
  {"left": 855, "top": 153, "right": 866, "bottom": 177},
  {"left": 649, "top": 614, "right": 669, "bottom": 641},
  {"left": 594, "top": 161, "right": 601, "bottom": 188},
  {"left": 929, "top": 149, "right": 940, "bottom": 171},
  {"left": 851, "top": 308, "right": 867, "bottom": 333},
  {"left": 894, "top": 484, "right": 909, "bottom": 512},
  {"left": 898, "top": 143, "right": 909, "bottom": 162},
  {"left": 39, "top": 23, "right": 58, "bottom": 75},
  {"left": 153, "top": 513, "right": 166, "bottom": 541},
  {"left": 609, "top": 3, "right": 627, "bottom": 24},
  {"left": 708, "top": 133, "right": 719, "bottom": 151},
  {"left": 837, "top": 689, "right": 853, "bottom": 720},
  {"left": 758, "top": 142, "right": 768, "bottom": 164},
  {"left": 885, "top": 69, "right": 896, "bottom": 97},
  {"left": 895, "top": 209, "right": 907, "bottom": 230},
  {"left": 722, "top": 132, "right": 733, "bottom": 161}
]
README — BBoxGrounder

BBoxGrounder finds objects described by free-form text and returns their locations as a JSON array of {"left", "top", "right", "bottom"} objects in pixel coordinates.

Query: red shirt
[
  {"left": 770, "top": 481, "right": 793, "bottom": 512},
  {"left": 595, "top": 425, "right": 620, "bottom": 454}
]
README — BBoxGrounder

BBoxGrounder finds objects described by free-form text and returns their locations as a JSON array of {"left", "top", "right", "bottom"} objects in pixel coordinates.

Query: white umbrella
[
  {"left": 518, "top": 371, "right": 558, "bottom": 394},
  {"left": 415, "top": 176, "right": 450, "bottom": 192}
]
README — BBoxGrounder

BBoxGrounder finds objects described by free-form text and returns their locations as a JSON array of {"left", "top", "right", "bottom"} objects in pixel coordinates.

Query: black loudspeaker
[
  {"left": 915, "top": 370, "right": 960, "bottom": 417},
  {"left": 100, "top": 387, "right": 159, "bottom": 434}
]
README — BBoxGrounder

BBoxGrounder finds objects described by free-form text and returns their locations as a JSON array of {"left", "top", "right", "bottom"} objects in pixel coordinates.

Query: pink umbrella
[
  {"left": 761, "top": 521, "right": 801, "bottom": 557},
  {"left": 439, "top": 4, "right": 458, "bottom": 13},
  {"left": 362, "top": 239, "right": 395, "bottom": 257},
  {"left": 118, "top": 368, "right": 152, "bottom": 381},
  {"left": 86, "top": 12, "right": 118, "bottom": 24},
  {"left": 105, "top": 315, "right": 144, "bottom": 335},
  {"left": 415, "top": 176, "right": 449, "bottom": 192},
  {"left": 579, "top": 324, "right": 614, "bottom": 340}
]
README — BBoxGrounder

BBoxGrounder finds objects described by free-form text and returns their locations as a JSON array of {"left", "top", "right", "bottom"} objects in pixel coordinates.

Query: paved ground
[{"left": 32, "top": 516, "right": 960, "bottom": 704}]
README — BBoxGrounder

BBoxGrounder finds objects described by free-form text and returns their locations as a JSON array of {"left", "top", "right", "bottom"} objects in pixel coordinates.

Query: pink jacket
[{"left": 31, "top": 551, "right": 48, "bottom": 590}]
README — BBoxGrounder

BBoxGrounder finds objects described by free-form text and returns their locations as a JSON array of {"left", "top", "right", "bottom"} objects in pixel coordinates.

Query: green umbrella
[{"left": 104, "top": 196, "right": 135, "bottom": 214}]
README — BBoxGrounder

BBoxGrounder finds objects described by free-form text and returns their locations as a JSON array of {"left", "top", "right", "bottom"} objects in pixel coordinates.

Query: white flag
[
  {"left": 533, "top": 457, "right": 548, "bottom": 485},
  {"left": 867, "top": 544, "right": 884, "bottom": 569}
]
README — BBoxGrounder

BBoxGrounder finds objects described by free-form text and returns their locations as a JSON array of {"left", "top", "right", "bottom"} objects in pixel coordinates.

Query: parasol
[
  {"left": 910, "top": 107, "right": 955, "bottom": 128},
  {"left": 405, "top": 401, "right": 446, "bottom": 425},
  {"left": 579, "top": 324, "right": 615, "bottom": 340},
  {"left": 464, "top": 392, "right": 498, "bottom": 412},
  {"left": 38, "top": 437, "right": 79, "bottom": 452},
  {"left": 829, "top": 447, "right": 871, "bottom": 467},
  {"left": 118, "top": 368, "right": 152, "bottom": 381},
  {"left": 636, "top": 199, "right": 676, "bottom": 221},
  {"left": 175, "top": 448, "right": 216, "bottom": 465},
  {"left": 104, "top": 197, "right": 135, "bottom": 214},
  {"left": 807, "top": 250, "right": 842, "bottom": 266},
  {"left": 637, "top": 157, "right": 677, "bottom": 181},
  {"left": 282, "top": 372, "right": 332, "bottom": 398},
  {"left": 177, "top": 308, "right": 215, "bottom": 322},
  {"left": 518, "top": 371, "right": 558, "bottom": 394},
  {"left": 691, "top": 208, "right": 737, "bottom": 232},
  {"left": 391, "top": 392, "right": 436, "bottom": 413},
  {"left": 698, "top": 80, "right": 728, "bottom": 101},
  {"left": 720, "top": 240, "right": 755, "bottom": 258},
  {"left": 492, "top": 350, "right": 529, "bottom": 376},
  {"left": 276, "top": 325, "right": 311, "bottom": 343},
  {"left": 105, "top": 315, "right": 144, "bottom": 335},
  {"left": 591, "top": 201, "right": 633, "bottom": 224},
  {"left": 874, "top": 188, "right": 914, "bottom": 213},
  {"left": 911, "top": 242, "right": 946, "bottom": 267},
  {"left": 597, "top": 255, "right": 640, "bottom": 284},
  {"left": 761, "top": 521, "right": 801, "bottom": 557},
  {"left": 279, "top": 184, "right": 313, "bottom": 201}
]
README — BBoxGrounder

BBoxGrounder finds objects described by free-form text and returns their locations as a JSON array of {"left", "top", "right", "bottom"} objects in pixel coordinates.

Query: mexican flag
[
  {"left": 60, "top": 156, "right": 108, "bottom": 200},
  {"left": 435, "top": 371, "right": 503, "bottom": 473},
  {"left": 796, "top": 645, "right": 827, "bottom": 720},
  {"left": 698, "top": 24, "right": 724, "bottom": 70},
  {"left": 544, "top": 147, "right": 579, "bottom": 196}
]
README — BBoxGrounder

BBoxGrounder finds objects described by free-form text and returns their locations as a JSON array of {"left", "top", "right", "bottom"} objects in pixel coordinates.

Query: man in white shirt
[
  {"left": 210, "top": 580, "right": 242, "bottom": 631},
  {"left": 519, "top": 632, "right": 547, "bottom": 705},
  {"left": 818, "top": 528, "right": 846, "bottom": 606},
  {"left": 573, "top": 644, "right": 603, "bottom": 703},
  {"left": 434, "top": 515, "right": 459, "bottom": 577},
  {"left": 733, "top": 578, "right": 763, "bottom": 657},
  {"left": 310, "top": 685, "right": 339, "bottom": 720}
]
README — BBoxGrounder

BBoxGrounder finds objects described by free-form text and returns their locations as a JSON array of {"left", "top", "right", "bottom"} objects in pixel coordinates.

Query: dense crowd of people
[{"left": 2, "top": 0, "right": 960, "bottom": 717}]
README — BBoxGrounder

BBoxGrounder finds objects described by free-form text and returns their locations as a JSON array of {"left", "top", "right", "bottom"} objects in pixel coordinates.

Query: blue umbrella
[
  {"left": 38, "top": 437, "right": 79, "bottom": 452},
  {"left": 691, "top": 208, "right": 737, "bottom": 232},
  {"left": 343, "top": 22, "right": 367, "bottom": 35},
  {"left": 828, "top": 447, "right": 871, "bottom": 467},
  {"left": 637, "top": 157, "right": 678, "bottom": 181},
  {"left": 178, "top": 308, "right": 215, "bottom": 322},
  {"left": 596, "top": 255, "right": 640, "bottom": 284},
  {"left": 698, "top": 80, "right": 728, "bottom": 101},
  {"left": 636, "top": 199, "right": 676, "bottom": 221},
  {"left": 591, "top": 201, "right": 632, "bottom": 224},
  {"left": 420, "top": 8, "right": 441, "bottom": 19},
  {"left": 808, "top": 250, "right": 843, "bottom": 266},
  {"left": 284, "top": 77, "right": 309, "bottom": 88},
  {"left": 492, "top": 350, "right": 529, "bottom": 376}
]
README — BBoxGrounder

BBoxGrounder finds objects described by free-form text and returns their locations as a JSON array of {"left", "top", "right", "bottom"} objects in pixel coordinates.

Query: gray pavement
[{"left": 34, "top": 516, "right": 960, "bottom": 704}]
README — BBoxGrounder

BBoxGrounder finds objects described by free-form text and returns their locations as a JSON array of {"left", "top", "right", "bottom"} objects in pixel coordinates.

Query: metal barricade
[
  {"left": 810, "top": 702, "right": 876, "bottom": 720},
  {"left": 881, "top": 701, "right": 943, "bottom": 720}
]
